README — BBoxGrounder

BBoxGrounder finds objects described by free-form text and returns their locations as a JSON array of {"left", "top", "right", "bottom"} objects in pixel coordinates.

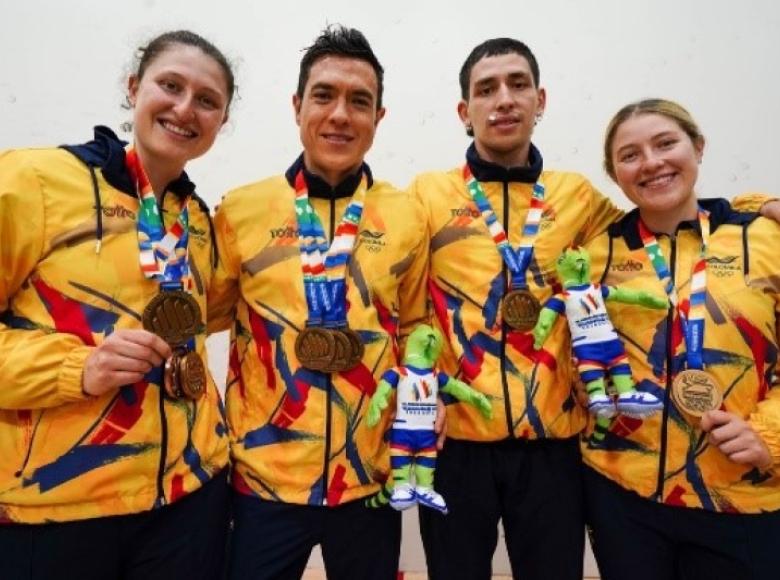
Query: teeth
[
  {"left": 643, "top": 174, "right": 674, "bottom": 187},
  {"left": 161, "top": 121, "right": 194, "bottom": 137}
]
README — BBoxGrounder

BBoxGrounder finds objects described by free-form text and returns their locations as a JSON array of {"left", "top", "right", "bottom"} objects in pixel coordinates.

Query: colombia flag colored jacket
[
  {"left": 209, "top": 156, "right": 429, "bottom": 506},
  {"left": 583, "top": 200, "right": 780, "bottom": 513},
  {"left": 0, "top": 127, "right": 228, "bottom": 524}
]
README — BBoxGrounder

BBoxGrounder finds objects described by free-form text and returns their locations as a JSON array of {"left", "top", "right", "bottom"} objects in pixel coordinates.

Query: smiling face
[
  {"left": 127, "top": 43, "right": 230, "bottom": 185},
  {"left": 293, "top": 55, "right": 385, "bottom": 187},
  {"left": 610, "top": 112, "right": 704, "bottom": 230},
  {"left": 458, "top": 52, "right": 545, "bottom": 168}
]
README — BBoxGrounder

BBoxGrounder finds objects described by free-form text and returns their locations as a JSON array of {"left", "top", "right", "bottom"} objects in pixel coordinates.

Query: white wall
[{"left": 2, "top": 0, "right": 778, "bottom": 576}]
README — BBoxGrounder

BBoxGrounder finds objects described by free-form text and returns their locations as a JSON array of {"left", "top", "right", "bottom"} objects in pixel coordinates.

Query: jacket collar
[
  {"left": 284, "top": 153, "right": 374, "bottom": 199},
  {"left": 61, "top": 126, "right": 195, "bottom": 199},
  {"left": 610, "top": 198, "right": 759, "bottom": 250},
  {"left": 465, "top": 141, "right": 544, "bottom": 184}
]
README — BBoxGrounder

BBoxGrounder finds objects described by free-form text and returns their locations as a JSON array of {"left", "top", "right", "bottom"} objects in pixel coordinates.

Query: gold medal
[
  {"left": 502, "top": 289, "right": 541, "bottom": 331},
  {"left": 142, "top": 291, "right": 202, "bottom": 347},
  {"left": 295, "top": 327, "right": 336, "bottom": 371},
  {"left": 178, "top": 350, "right": 207, "bottom": 400},
  {"left": 671, "top": 369, "right": 722, "bottom": 418}
]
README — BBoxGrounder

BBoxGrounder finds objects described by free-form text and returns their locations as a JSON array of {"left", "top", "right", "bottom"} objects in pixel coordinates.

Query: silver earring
[{"left": 534, "top": 113, "right": 543, "bottom": 126}]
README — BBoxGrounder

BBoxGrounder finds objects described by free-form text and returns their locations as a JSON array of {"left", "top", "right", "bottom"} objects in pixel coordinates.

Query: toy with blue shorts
[
  {"left": 366, "top": 324, "right": 491, "bottom": 514},
  {"left": 533, "top": 247, "right": 668, "bottom": 421}
]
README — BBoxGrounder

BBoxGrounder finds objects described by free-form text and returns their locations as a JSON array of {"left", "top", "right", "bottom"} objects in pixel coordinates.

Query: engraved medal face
[
  {"left": 323, "top": 328, "right": 365, "bottom": 373},
  {"left": 341, "top": 327, "right": 365, "bottom": 371},
  {"left": 178, "top": 350, "right": 207, "bottom": 400},
  {"left": 295, "top": 327, "right": 336, "bottom": 371},
  {"left": 502, "top": 290, "right": 541, "bottom": 331},
  {"left": 671, "top": 369, "right": 723, "bottom": 418},
  {"left": 142, "top": 291, "right": 202, "bottom": 347}
]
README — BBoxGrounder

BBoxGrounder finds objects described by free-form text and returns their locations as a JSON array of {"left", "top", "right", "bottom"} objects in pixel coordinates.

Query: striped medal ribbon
[
  {"left": 463, "top": 164, "right": 545, "bottom": 331},
  {"left": 293, "top": 170, "right": 367, "bottom": 372},
  {"left": 126, "top": 145, "right": 204, "bottom": 399},
  {"left": 637, "top": 208, "right": 719, "bottom": 418}
]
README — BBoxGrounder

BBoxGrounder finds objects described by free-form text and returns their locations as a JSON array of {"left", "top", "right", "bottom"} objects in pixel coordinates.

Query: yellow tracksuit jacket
[
  {"left": 209, "top": 157, "right": 429, "bottom": 506},
  {"left": 0, "top": 127, "right": 227, "bottom": 524},
  {"left": 583, "top": 199, "right": 780, "bottom": 513}
]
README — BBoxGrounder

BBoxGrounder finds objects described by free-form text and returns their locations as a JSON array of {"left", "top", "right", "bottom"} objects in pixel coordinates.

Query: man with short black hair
[
  {"left": 210, "top": 25, "right": 429, "bottom": 579},
  {"left": 411, "top": 37, "right": 623, "bottom": 580}
]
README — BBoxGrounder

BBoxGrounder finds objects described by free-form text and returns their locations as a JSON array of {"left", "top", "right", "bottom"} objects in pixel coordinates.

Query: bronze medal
[
  {"left": 177, "top": 350, "right": 207, "bottom": 400},
  {"left": 142, "top": 291, "right": 202, "bottom": 347},
  {"left": 502, "top": 289, "right": 541, "bottom": 331},
  {"left": 295, "top": 327, "right": 336, "bottom": 371},
  {"left": 324, "top": 329, "right": 352, "bottom": 373},
  {"left": 671, "top": 369, "right": 723, "bottom": 418},
  {"left": 341, "top": 327, "right": 365, "bottom": 371},
  {"left": 164, "top": 351, "right": 183, "bottom": 399}
]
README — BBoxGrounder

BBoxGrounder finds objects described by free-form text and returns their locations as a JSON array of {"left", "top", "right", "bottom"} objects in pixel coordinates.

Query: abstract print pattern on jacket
[
  {"left": 0, "top": 127, "right": 228, "bottom": 524},
  {"left": 209, "top": 156, "right": 429, "bottom": 506}
]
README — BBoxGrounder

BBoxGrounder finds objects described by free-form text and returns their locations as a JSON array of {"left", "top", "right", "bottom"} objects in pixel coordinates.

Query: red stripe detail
[
  {"left": 390, "top": 443, "right": 414, "bottom": 453},
  {"left": 32, "top": 278, "right": 95, "bottom": 346},
  {"left": 170, "top": 474, "right": 185, "bottom": 502},
  {"left": 248, "top": 309, "right": 276, "bottom": 391},
  {"left": 664, "top": 484, "right": 687, "bottom": 507},
  {"left": 733, "top": 315, "right": 770, "bottom": 400},
  {"left": 340, "top": 363, "right": 377, "bottom": 396},
  {"left": 505, "top": 331, "right": 557, "bottom": 370},
  {"left": 428, "top": 279, "right": 451, "bottom": 338},
  {"left": 231, "top": 469, "right": 254, "bottom": 495},
  {"left": 327, "top": 464, "right": 348, "bottom": 506},
  {"left": 272, "top": 380, "right": 312, "bottom": 428},
  {"left": 228, "top": 342, "right": 247, "bottom": 399},
  {"left": 373, "top": 297, "right": 399, "bottom": 363},
  {"left": 89, "top": 382, "right": 149, "bottom": 444}
]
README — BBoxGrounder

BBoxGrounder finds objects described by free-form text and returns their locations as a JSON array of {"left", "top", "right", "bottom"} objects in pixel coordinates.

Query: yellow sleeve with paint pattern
[
  {"left": 397, "top": 190, "right": 431, "bottom": 348},
  {"left": 0, "top": 150, "right": 92, "bottom": 409},
  {"left": 207, "top": 197, "right": 241, "bottom": 334},
  {"left": 580, "top": 183, "right": 625, "bottom": 245}
]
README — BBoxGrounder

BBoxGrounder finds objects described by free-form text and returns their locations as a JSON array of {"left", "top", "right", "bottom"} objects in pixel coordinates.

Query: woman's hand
[
  {"left": 701, "top": 409, "right": 772, "bottom": 470},
  {"left": 82, "top": 329, "right": 172, "bottom": 396}
]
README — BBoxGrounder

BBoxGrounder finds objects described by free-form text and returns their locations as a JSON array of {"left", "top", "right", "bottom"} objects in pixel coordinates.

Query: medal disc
[
  {"left": 178, "top": 350, "right": 207, "bottom": 400},
  {"left": 502, "top": 290, "right": 541, "bottom": 331},
  {"left": 142, "top": 291, "right": 202, "bottom": 347},
  {"left": 164, "top": 351, "right": 183, "bottom": 399},
  {"left": 671, "top": 369, "right": 722, "bottom": 417},
  {"left": 295, "top": 327, "right": 336, "bottom": 371},
  {"left": 341, "top": 327, "right": 365, "bottom": 370}
]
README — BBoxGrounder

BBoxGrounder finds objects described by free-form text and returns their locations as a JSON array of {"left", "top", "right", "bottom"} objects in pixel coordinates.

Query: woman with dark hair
[
  {"left": 0, "top": 30, "right": 235, "bottom": 579},
  {"left": 582, "top": 98, "right": 780, "bottom": 580}
]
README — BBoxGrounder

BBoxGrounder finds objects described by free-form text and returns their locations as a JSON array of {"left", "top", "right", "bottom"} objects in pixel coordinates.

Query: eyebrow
[{"left": 309, "top": 82, "right": 375, "bottom": 103}]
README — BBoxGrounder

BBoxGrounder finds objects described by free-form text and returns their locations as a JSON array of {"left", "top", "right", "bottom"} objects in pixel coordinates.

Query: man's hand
[
  {"left": 82, "top": 329, "right": 172, "bottom": 396},
  {"left": 435, "top": 398, "right": 448, "bottom": 450},
  {"left": 701, "top": 409, "right": 772, "bottom": 470}
]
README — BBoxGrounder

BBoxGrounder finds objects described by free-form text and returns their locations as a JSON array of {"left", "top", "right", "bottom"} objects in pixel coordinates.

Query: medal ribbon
[
  {"left": 293, "top": 170, "right": 367, "bottom": 327},
  {"left": 463, "top": 164, "right": 544, "bottom": 290},
  {"left": 638, "top": 208, "right": 710, "bottom": 370},
  {"left": 125, "top": 146, "right": 192, "bottom": 291}
]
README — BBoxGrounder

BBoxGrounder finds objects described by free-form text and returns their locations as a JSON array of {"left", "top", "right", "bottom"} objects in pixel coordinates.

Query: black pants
[
  {"left": 419, "top": 436, "right": 585, "bottom": 580},
  {"left": 584, "top": 466, "right": 780, "bottom": 580},
  {"left": 0, "top": 470, "right": 230, "bottom": 580},
  {"left": 228, "top": 492, "right": 401, "bottom": 580}
]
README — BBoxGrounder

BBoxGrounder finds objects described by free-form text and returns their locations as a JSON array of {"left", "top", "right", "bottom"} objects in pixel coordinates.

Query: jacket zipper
[
  {"left": 322, "top": 197, "right": 336, "bottom": 505},
  {"left": 654, "top": 235, "right": 676, "bottom": 501},
  {"left": 155, "top": 193, "right": 169, "bottom": 508},
  {"left": 500, "top": 180, "right": 515, "bottom": 437}
]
